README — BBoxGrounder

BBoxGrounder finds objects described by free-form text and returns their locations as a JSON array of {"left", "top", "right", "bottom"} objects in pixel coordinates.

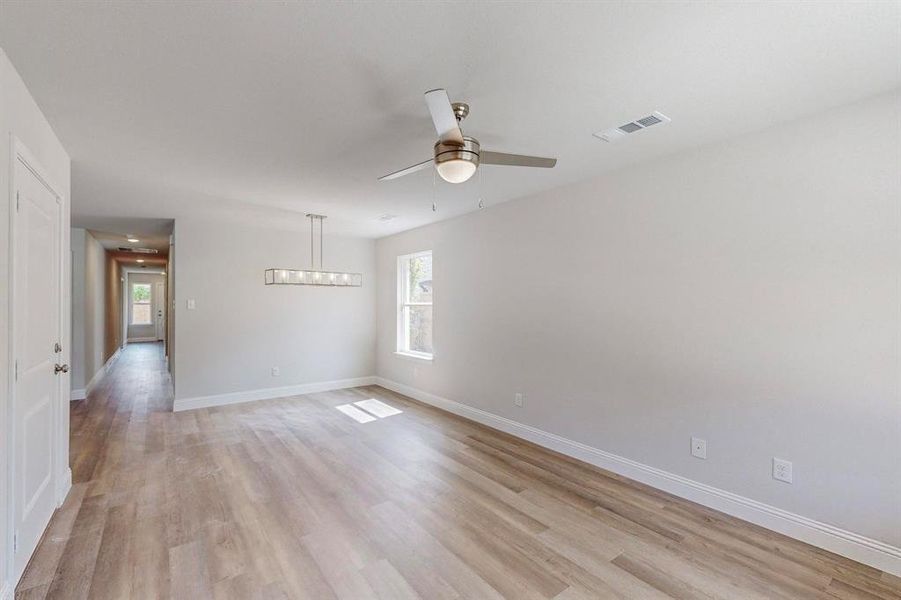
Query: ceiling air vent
[
  {"left": 594, "top": 111, "right": 671, "bottom": 143},
  {"left": 117, "top": 247, "right": 159, "bottom": 254}
]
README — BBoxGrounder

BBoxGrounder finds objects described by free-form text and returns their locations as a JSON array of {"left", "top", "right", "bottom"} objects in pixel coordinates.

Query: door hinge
[
  {"left": 14, "top": 360, "right": 17, "bottom": 381},
  {"left": 16, "top": 191, "right": 20, "bottom": 212},
  {"left": 13, "top": 532, "right": 17, "bottom": 553}
]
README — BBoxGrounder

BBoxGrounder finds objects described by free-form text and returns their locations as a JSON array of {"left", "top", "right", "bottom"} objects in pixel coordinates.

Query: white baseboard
[
  {"left": 71, "top": 347, "right": 122, "bottom": 401},
  {"left": 56, "top": 467, "right": 72, "bottom": 507},
  {"left": 173, "top": 376, "right": 378, "bottom": 412},
  {"left": 373, "top": 377, "right": 901, "bottom": 577},
  {"left": 0, "top": 581, "right": 10, "bottom": 600}
]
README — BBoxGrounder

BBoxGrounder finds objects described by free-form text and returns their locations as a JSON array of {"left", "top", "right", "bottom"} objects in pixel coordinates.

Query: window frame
[
  {"left": 130, "top": 282, "right": 153, "bottom": 326},
  {"left": 396, "top": 250, "right": 433, "bottom": 361}
]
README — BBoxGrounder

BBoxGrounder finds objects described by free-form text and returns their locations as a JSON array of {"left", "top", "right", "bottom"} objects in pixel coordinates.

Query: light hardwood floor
[{"left": 16, "top": 342, "right": 901, "bottom": 599}]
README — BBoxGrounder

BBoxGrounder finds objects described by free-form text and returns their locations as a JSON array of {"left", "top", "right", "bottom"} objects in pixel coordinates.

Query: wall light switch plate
[
  {"left": 186, "top": 298, "right": 196, "bottom": 310},
  {"left": 691, "top": 437, "right": 707, "bottom": 459},
  {"left": 514, "top": 393, "right": 524, "bottom": 407},
  {"left": 773, "top": 458, "right": 793, "bottom": 483}
]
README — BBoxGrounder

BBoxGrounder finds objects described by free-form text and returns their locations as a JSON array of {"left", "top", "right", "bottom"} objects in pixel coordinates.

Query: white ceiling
[{"left": 1, "top": 1, "right": 899, "bottom": 237}]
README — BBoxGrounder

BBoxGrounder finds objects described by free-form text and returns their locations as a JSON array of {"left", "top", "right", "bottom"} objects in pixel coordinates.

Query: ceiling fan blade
[
  {"left": 424, "top": 88, "right": 464, "bottom": 144},
  {"left": 480, "top": 151, "right": 557, "bottom": 168},
  {"left": 378, "top": 158, "right": 433, "bottom": 181}
]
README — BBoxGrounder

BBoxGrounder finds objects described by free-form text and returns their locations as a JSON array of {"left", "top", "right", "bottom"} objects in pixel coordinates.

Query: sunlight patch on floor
[
  {"left": 335, "top": 398, "right": 403, "bottom": 423},
  {"left": 335, "top": 404, "right": 377, "bottom": 423}
]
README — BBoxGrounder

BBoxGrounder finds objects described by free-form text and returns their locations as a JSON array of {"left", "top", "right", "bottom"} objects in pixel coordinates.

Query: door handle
[{"left": 54, "top": 364, "right": 69, "bottom": 375}]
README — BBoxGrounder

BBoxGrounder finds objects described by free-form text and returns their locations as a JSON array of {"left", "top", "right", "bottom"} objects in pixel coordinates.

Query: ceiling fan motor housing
[{"left": 434, "top": 136, "right": 480, "bottom": 168}]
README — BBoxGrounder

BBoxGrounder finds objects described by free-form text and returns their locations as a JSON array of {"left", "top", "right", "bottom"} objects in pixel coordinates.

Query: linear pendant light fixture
[{"left": 264, "top": 214, "right": 362, "bottom": 287}]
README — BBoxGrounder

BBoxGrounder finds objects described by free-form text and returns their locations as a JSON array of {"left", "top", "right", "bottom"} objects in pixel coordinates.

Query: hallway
[{"left": 18, "top": 342, "right": 173, "bottom": 599}]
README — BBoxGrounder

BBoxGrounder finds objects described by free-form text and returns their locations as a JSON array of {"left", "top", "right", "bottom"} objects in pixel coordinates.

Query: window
[
  {"left": 131, "top": 283, "right": 152, "bottom": 325},
  {"left": 397, "top": 251, "right": 433, "bottom": 359}
]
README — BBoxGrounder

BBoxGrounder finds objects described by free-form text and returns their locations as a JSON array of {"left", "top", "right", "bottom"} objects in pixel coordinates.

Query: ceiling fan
[{"left": 379, "top": 88, "right": 557, "bottom": 184}]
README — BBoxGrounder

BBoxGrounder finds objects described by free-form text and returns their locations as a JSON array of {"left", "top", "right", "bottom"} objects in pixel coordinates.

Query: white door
[
  {"left": 154, "top": 281, "right": 166, "bottom": 340},
  {"left": 12, "top": 155, "right": 63, "bottom": 581}
]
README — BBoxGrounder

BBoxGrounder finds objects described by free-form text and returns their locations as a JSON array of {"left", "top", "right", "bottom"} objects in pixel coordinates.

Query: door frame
[
  {"left": 6, "top": 135, "right": 70, "bottom": 586},
  {"left": 154, "top": 280, "right": 166, "bottom": 342}
]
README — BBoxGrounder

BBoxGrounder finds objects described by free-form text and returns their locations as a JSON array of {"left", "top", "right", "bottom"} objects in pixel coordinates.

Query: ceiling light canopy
[
  {"left": 264, "top": 214, "right": 362, "bottom": 287},
  {"left": 127, "top": 237, "right": 139, "bottom": 243}
]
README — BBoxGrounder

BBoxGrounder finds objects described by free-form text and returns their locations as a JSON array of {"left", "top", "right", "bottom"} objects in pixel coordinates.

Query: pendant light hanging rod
[{"left": 305, "top": 213, "right": 327, "bottom": 270}]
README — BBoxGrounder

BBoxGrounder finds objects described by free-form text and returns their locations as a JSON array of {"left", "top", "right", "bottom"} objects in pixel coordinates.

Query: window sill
[{"left": 394, "top": 351, "right": 433, "bottom": 362}]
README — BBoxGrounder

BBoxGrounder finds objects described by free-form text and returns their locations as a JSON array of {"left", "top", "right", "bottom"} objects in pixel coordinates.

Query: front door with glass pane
[{"left": 128, "top": 280, "right": 155, "bottom": 341}]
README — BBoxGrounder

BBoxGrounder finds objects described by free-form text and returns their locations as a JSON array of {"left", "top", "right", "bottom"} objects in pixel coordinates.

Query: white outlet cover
[
  {"left": 271, "top": 367, "right": 280, "bottom": 377},
  {"left": 514, "top": 393, "right": 524, "bottom": 407},
  {"left": 773, "top": 458, "right": 793, "bottom": 483},
  {"left": 691, "top": 437, "right": 707, "bottom": 459},
  {"left": 186, "top": 298, "right": 196, "bottom": 310}
]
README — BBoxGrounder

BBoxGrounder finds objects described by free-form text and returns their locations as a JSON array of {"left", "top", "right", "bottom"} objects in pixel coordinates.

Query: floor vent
[{"left": 594, "top": 111, "right": 671, "bottom": 142}]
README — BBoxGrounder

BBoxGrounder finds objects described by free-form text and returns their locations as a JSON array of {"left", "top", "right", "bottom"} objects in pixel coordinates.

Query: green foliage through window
[{"left": 132, "top": 283, "right": 151, "bottom": 302}]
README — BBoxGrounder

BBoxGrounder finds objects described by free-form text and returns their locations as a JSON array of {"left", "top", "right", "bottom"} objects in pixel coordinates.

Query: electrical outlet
[
  {"left": 773, "top": 458, "right": 793, "bottom": 483},
  {"left": 271, "top": 367, "right": 280, "bottom": 377},
  {"left": 186, "top": 298, "right": 196, "bottom": 310},
  {"left": 691, "top": 437, "right": 707, "bottom": 459},
  {"left": 514, "top": 392, "right": 524, "bottom": 407}
]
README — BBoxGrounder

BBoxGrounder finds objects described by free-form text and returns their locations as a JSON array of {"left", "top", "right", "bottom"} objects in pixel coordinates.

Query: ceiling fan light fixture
[
  {"left": 436, "top": 158, "right": 477, "bottom": 183},
  {"left": 379, "top": 89, "right": 556, "bottom": 183},
  {"left": 434, "top": 137, "right": 480, "bottom": 184}
]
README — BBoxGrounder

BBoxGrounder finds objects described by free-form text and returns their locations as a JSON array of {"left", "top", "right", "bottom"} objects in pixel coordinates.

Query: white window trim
[
  {"left": 130, "top": 282, "right": 153, "bottom": 326},
  {"left": 397, "top": 250, "right": 433, "bottom": 361}
]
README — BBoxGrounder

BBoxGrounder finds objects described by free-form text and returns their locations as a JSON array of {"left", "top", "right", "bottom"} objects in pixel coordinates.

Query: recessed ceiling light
[
  {"left": 136, "top": 259, "right": 145, "bottom": 263},
  {"left": 127, "top": 237, "right": 140, "bottom": 243}
]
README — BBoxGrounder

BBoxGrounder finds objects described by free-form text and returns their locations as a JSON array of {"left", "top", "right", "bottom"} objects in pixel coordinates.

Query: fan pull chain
[
  {"left": 478, "top": 167, "right": 484, "bottom": 209},
  {"left": 432, "top": 168, "right": 438, "bottom": 212}
]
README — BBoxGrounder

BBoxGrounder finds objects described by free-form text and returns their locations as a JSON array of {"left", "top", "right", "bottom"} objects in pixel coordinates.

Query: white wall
[
  {"left": 173, "top": 219, "right": 376, "bottom": 402},
  {"left": 375, "top": 92, "right": 901, "bottom": 550},
  {"left": 0, "top": 47, "right": 71, "bottom": 594}
]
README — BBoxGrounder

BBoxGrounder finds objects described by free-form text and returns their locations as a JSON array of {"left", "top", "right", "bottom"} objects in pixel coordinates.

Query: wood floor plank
[{"left": 15, "top": 342, "right": 901, "bottom": 599}]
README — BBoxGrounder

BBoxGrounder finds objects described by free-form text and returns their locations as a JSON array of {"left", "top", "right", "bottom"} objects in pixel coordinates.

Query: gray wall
[
  {"left": 173, "top": 219, "right": 376, "bottom": 400},
  {"left": 375, "top": 91, "right": 901, "bottom": 547},
  {"left": 70, "top": 228, "right": 86, "bottom": 391},
  {"left": 83, "top": 230, "right": 106, "bottom": 382},
  {"left": 70, "top": 228, "right": 109, "bottom": 393}
]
